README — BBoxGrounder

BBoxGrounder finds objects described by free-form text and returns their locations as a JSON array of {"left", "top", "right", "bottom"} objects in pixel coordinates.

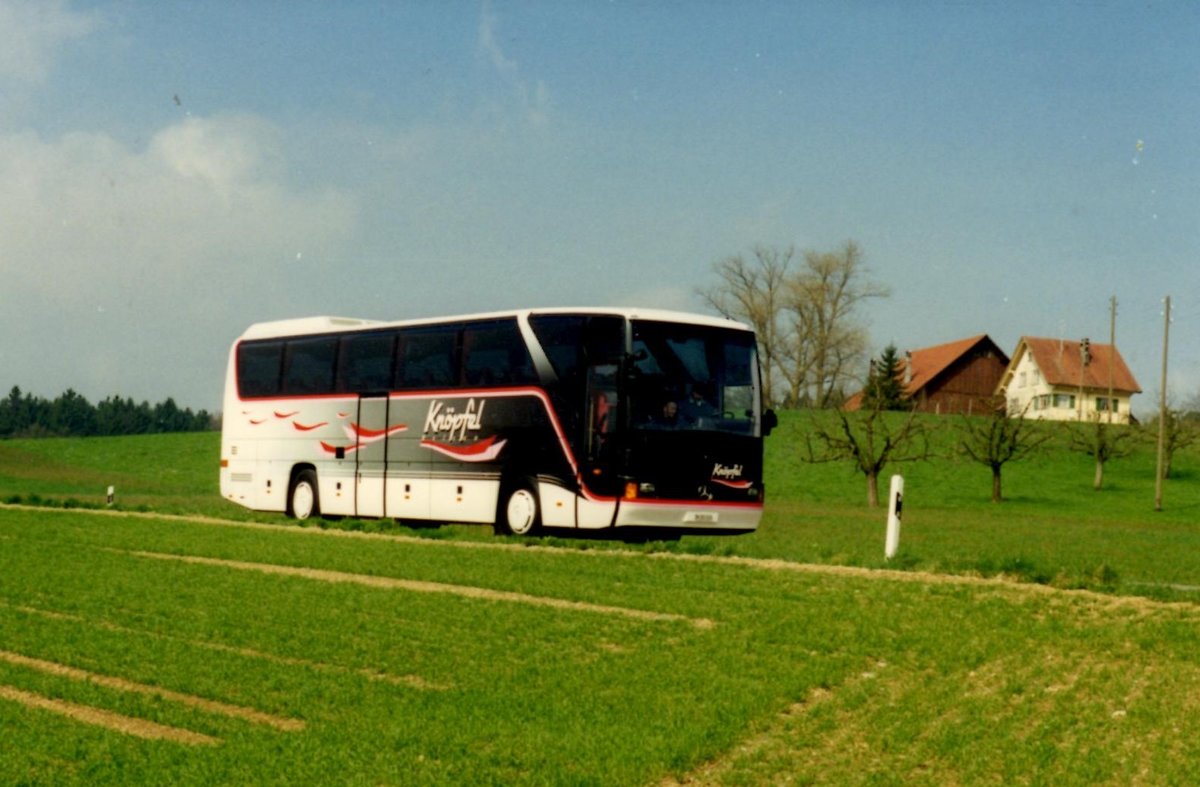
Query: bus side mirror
[{"left": 762, "top": 409, "right": 778, "bottom": 436}]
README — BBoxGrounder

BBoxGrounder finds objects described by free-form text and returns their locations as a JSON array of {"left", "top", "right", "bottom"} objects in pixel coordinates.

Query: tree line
[{"left": 0, "top": 386, "right": 215, "bottom": 439}]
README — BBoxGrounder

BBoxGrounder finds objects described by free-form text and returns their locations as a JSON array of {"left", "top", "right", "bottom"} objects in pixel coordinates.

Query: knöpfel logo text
[
  {"left": 711, "top": 463, "right": 744, "bottom": 480},
  {"left": 424, "top": 399, "right": 487, "bottom": 441}
]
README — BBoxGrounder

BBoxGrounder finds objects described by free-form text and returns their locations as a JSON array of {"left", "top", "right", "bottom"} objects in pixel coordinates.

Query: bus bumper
[{"left": 612, "top": 500, "right": 762, "bottom": 532}]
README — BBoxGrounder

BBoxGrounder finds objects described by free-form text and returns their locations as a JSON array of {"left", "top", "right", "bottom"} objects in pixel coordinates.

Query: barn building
[{"left": 845, "top": 334, "right": 1010, "bottom": 415}]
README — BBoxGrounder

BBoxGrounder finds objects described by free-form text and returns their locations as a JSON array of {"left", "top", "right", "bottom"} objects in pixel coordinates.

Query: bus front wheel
[
  {"left": 498, "top": 482, "right": 540, "bottom": 537},
  {"left": 288, "top": 469, "right": 320, "bottom": 521}
]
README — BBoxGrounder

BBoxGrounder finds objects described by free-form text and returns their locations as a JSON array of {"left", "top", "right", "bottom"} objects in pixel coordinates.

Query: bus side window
[
  {"left": 462, "top": 320, "right": 536, "bottom": 386},
  {"left": 282, "top": 337, "right": 337, "bottom": 395},
  {"left": 238, "top": 341, "right": 284, "bottom": 398},
  {"left": 396, "top": 327, "right": 459, "bottom": 389},
  {"left": 336, "top": 332, "right": 395, "bottom": 393}
]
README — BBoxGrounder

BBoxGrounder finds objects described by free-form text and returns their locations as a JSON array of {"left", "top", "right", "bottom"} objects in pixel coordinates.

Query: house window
[
  {"left": 1053, "top": 394, "right": 1075, "bottom": 409},
  {"left": 1019, "top": 372, "right": 1027, "bottom": 387},
  {"left": 1096, "top": 397, "right": 1120, "bottom": 414}
]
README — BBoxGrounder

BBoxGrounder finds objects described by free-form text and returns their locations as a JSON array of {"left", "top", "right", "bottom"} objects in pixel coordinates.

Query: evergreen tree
[
  {"left": 49, "top": 389, "right": 97, "bottom": 436},
  {"left": 861, "top": 344, "right": 909, "bottom": 411},
  {"left": 0, "top": 386, "right": 22, "bottom": 436}
]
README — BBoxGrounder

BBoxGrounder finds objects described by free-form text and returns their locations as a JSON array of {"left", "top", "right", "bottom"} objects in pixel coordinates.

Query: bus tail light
[
  {"left": 624, "top": 482, "right": 638, "bottom": 500},
  {"left": 220, "top": 459, "right": 229, "bottom": 468}
]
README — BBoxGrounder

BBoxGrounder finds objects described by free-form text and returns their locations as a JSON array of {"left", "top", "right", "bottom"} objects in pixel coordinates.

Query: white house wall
[{"left": 1004, "top": 348, "right": 1133, "bottom": 424}]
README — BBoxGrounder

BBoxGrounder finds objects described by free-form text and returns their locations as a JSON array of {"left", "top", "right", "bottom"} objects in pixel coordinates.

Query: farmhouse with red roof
[{"left": 995, "top": 337, "right": 1141, "bottom": 423}]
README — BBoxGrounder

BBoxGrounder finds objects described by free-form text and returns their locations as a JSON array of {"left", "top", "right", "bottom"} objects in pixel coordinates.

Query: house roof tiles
[
  {"left": 1006, "top": 337, "right": 1141, "bottom": 394},
  {"left": 904, "top": 334, "right": 1003, "bottom": 394}
]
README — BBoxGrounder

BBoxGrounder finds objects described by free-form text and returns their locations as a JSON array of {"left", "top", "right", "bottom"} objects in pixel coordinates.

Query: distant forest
[{"left": 0, "top": 386, "right": 215, "bottom": 438}]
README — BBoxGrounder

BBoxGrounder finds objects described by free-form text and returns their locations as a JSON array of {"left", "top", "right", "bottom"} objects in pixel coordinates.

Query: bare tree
[
  {"left": 1144, "top": 408, "right": 1199, "bottom": 479},
  {"left": 789, "top": 242, "right": 889, "bottom": 408},
  {"left": 1067, "top": 416, "right": 1139, "bottom": 490},
  {"left": 700, "top": 240, "right": 888, "bottom": 409},
  {"left": 957, "top": 400, "right": 1053, "bottom": 502},
  {"left": 804, "top": 405, "right": 929, "bottom": 507},
  {"left": 1181, "top": 387, "right": 1200, "bottom": 417},
  {"left": 698, "top": 245, "right": 794, "bottom": 408}
]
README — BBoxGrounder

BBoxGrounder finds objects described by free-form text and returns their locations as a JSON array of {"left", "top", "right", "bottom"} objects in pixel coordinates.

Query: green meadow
[{"left": 2, "top": 411, "right": 1200, "bottom": 784}]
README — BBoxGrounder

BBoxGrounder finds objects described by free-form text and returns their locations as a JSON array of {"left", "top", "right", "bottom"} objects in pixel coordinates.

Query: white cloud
[
  {"left": 0, "top": 113, "right": 359, "bottom": 408},
  {"left": 477, "top": 1, "right": 551, "bottom": 126},
  {"left": 0, "top": 0, "right": 97, "bottom": 85},
  {"left": 151, "top": 115, "right": 286, "bottom": 192},
  {"left": 477, "top": 1, "right": 518, "bottom": 78},
  {"left": 0, "top": 114, "right": 357, "bottom": 305}
]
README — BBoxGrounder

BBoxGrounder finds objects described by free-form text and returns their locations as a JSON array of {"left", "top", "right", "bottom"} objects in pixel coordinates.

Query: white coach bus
[{"left": 219, "top": 308, "right": 775, "bottom": 536}]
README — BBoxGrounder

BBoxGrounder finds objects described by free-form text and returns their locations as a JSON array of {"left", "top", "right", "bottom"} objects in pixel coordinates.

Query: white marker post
[
  {"left": 885, "top": 475, "right": 903, "bottom": 560},
  {"left": 106, "top": 486, "right": 115, "bottom": 506}
]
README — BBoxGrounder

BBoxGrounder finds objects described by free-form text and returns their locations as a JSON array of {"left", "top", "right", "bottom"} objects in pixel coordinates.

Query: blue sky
[{"left": 1, "top": 1, "right": 1196, "bottom": 413}]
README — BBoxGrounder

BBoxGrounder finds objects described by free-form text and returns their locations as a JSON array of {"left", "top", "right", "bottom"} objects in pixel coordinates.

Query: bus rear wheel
[
  {"left": 288, "top": 469, "right": 320, "bottom": 521},
  {"left": 497, "top": 482, "right": 540, "bottom": 537}
]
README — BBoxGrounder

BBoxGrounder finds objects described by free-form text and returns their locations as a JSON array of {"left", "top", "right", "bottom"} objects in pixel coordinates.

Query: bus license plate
[{"left": 684, "top": 512, "right": 718, "bottom": 524}]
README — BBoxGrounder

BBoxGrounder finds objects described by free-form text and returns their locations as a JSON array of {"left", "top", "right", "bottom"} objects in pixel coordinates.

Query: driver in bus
[
  {"left": 680, "top": 382, "right": 718, "bottom": 425},
  {"left": 655, "top": 398, "right": 680, "bottom": 428}
]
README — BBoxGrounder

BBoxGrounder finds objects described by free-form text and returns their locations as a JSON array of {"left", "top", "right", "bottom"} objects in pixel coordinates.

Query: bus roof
[{"left": 238, "top": 307, "right": 751, "bottom": 340}]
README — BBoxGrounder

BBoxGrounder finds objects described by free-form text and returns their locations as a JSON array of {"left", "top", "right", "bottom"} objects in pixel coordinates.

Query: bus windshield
[{"left": 630, "top": 320, "right": 760, "bottom": 435}]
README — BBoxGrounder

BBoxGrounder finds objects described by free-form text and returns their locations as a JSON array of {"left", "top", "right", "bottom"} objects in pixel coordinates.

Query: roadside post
[
  {"left": 106, "top": 486, "right": 115, "bottom": 506},
  {"left": 885, "top": 475, "right": 903, "bottom": 560}
]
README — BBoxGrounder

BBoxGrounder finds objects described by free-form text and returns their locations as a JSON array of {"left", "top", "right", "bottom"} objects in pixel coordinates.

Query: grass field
[{"left": 2, "top": 413, "right": 1200, "bottom": 783}]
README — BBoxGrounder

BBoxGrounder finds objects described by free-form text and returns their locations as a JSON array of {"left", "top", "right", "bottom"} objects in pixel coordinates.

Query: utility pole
[
  {"left": 1108, "top": 296, "right": 1117, "bottom": 423},
  {"left": 1078, "top": 337, "right": 1090, "bottom": 421},
  {"left": 1155, "top": 296, "right": 1171, "bottom": 512}
]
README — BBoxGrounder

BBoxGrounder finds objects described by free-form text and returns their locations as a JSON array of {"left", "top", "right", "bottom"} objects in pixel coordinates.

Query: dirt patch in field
[
  {"left": 0, "top": 648, "right": 304, "bottom": 732},
  {"left": 120, "top": 549, "right": 716, "bottom": 629},
  {"left": 0, "top": 684, "right": 219, "bottom": 745}
]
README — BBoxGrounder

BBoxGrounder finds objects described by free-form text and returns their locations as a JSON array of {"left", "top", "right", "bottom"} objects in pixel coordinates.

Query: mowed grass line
[
  {"left": 0, "top": 684, "right": 219, "bottom": 746},
  {"left": 1, "top": 598, "right": 447, "bottom": 690},
  {"left": 115, "top": 547, "right": 715, "bottom": 629},
  {"left": 6, "top": 508, "right": 1200, "bottom": 783},
  {"left": 0, "top": 648, "right": 305, "bottom": 732},
  {"left": 2, "top": 501, "right": 1174, "bottom": 613}
]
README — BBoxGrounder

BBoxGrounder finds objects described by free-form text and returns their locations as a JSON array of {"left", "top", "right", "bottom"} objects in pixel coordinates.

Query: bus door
[
  {"left": 355, "top": 395, "right": 389, "bottom": 518},
  {"left": 581, "top": 315, "right": 625, "bottom": 483},
  {"left": 586, "top": 365, "right": 618, "bottom": 467},
  {"left": 580, "top": 363, "right": 622, "bottom": 527}
]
